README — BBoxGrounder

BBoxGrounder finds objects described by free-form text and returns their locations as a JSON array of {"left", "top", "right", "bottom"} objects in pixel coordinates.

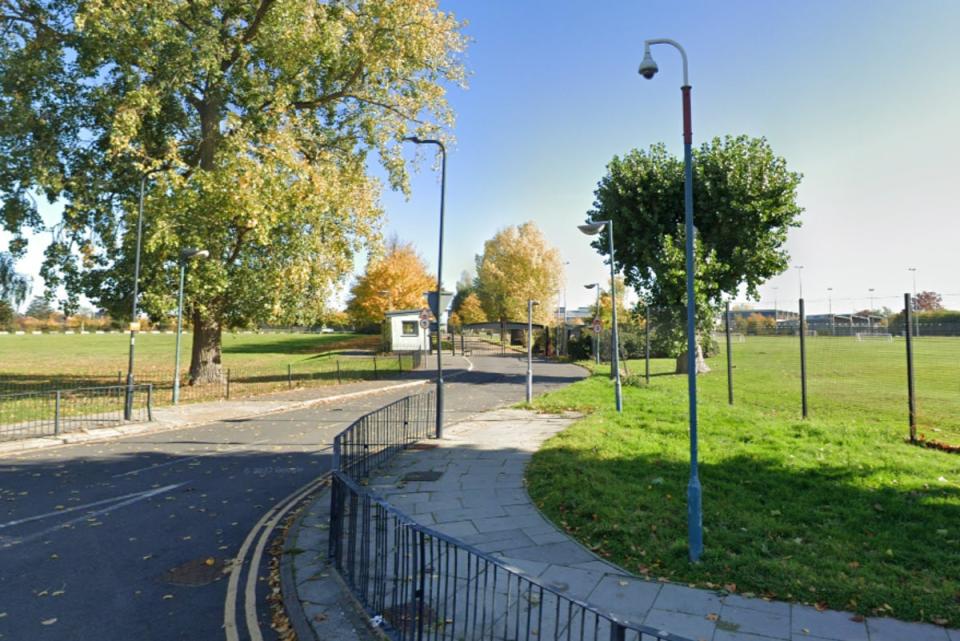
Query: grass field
[
  {"left": 527, "top": 345, "right": 960, "bottom": 626},
  {"left": 0, "top": 331, "right": 410, "bottom": 435}
]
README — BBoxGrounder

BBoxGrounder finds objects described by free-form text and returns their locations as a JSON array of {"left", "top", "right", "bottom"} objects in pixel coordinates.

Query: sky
[{"left": 6, "top": 0, "right": 960, "bottom": 317}]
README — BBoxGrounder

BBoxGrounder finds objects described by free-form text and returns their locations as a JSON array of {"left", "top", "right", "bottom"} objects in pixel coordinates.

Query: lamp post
[
  {"left": 404, "top": 136, "right": 447, "bottom": 438},
  {"left": 585, "top": 283, "right": 601, "bottom": 364},
  {"left": 577, "top": 221, "right": 622, "bottom": 413},
  {"left": 827, "top": 287, "right": 834, "bottom": 336},
  {"left": 172, "top": 248, "right": 209, "bottom": 404},
  {"left": 124, "top": 168, "right": 164, "bottom": 420},
  {"left": 868, "top": 288, "right": 876, "bottom": 332},
  {"left": 639, "top": 37, "right": 702, "bottom": 561},
  {"left": 562, "top": 261, "right": 570, "bottom": 356},
  {"left": 795, "top": 265, "right": 804, "bottom": 300},
  {"left": 526, "top": 299, "right": 539, "bottom": 403},
  {"left": 908, "top": 267, "right": 919, "bottom": 337}
]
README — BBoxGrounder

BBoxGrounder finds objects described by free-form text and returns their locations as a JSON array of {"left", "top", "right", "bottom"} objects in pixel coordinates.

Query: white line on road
[
  {"left": 111, "top": 439, "right": 271, "bottom": 478},
  {"left": 1, "top": 481, "right": 188, "bottom": 549},
  {"left": 0, "top": 486, "right": 185, "bottom": 530}
]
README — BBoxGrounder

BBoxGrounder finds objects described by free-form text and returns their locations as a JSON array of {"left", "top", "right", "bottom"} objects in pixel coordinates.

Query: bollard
[
  {"left": 373, "top": 355, "right": 378, "bottom": 380},
  {"left": 226, "top": 368, "right": 231, "bottom": 400},
  {"left": 287, "top": 363, "right": 293, "bottom": 389},
  {"left": 147, "top": 384, "right": 153, "bottom": 421},
  {"left": 336, "top": 360, "right": 342, "bottom": 384}
]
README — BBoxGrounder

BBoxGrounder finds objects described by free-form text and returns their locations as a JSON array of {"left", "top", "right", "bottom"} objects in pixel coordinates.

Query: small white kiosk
[{"left": 383, "top": 309, "right": 430, "bottom": 352}]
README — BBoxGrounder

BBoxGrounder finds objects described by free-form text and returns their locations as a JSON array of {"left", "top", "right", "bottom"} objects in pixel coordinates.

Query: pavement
[
  {"left": 293, "top": 408, "right": 960, "bottom": 641},
  {"left": 0, "top": 354, "right": 584, "bottom": 641}
]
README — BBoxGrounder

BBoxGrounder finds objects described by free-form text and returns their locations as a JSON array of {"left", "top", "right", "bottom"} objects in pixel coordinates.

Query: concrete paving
[{"left": 336, "top": 407, "right": 956, "bottom": 641}]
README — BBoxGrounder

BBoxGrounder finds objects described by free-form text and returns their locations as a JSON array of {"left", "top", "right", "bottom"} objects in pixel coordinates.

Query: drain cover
[
  {"left": 160, "top": 557, "right": 225, "bottom": 586},
  {"left": 401, "top": 470, "right": 444, "bottom": 482}
]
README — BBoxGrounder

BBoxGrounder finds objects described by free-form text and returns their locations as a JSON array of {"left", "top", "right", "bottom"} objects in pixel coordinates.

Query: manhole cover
[
  {"left": 160, "top": 557, "right": 225, "bottom": 586},
  {"left": 402, "top": 470, "right": 444, "bottom": 482}
]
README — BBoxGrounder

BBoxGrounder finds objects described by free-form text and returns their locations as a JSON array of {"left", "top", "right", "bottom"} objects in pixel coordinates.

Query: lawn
[
  {"left": 0, "top": 331, "right": 414, "bottom": 432},
  {"left": 527, "top": 348, "right": 960, "bottom": 626}
]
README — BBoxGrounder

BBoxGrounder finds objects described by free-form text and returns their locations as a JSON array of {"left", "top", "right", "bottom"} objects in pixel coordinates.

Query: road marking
[
  {"left": 224, "top": 473, "right": 328, "bottom": 641},
  {"left": 0, "top": 482, "right": 188, "bottom": 548},
  {"left": 0, "top": 486, "right": 185, "bottom": 530},
  {"left": 111, "top": 440, "right": 271, "bottom": 478}
]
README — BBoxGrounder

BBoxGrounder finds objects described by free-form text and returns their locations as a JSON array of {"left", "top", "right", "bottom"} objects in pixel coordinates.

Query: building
[{"left": 382, "top": 309, "right": 430, "bottom": 352}]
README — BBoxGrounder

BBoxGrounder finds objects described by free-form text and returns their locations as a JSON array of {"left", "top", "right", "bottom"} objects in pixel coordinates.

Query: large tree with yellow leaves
[
  {"left": 0, "top": 0, "right": 466, "bottom": 381},
  {"left": 346, "top": 238, "right": 434, "bottom": 327}
]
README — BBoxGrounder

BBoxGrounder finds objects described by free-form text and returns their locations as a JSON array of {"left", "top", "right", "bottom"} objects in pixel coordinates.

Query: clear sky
[{"left": 7, "top": 1, "right": 960, "bottom": 317}]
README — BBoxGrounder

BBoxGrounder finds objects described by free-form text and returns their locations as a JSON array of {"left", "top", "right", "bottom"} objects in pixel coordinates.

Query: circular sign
[
  {"left": 592, "top": 318, "right": 602, "bottom": 334},
  {"left": 419, "top": 318, "right": 430, "bottom": 329},
  {"left": 419, "top": 307, "right": 431, "bottom": 321}
]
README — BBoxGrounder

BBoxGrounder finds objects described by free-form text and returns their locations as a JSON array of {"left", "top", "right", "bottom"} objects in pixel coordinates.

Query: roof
[{"left": 384, "top": 309, "right": 424, "bottom": 318}]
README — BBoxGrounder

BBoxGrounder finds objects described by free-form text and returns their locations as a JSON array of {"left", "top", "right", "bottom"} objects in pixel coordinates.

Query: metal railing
[
  {"left": 0, "top": 384, "right": 153, "bottom": 441},
  {"left": 327, "top": 392, "right": 691, "bottom": 641}
]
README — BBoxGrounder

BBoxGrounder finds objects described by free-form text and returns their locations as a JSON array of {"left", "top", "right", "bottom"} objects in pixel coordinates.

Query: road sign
[
  {"left": 592, "top": 318, "right": 602, "bottom": 334},
  {"left": 425, "top": 291, "right": 454, "bottom": 319},
  {"left": 419, "top": 307, "right": 431, "bottom": 321},
  {"left": 419, "top": 318, "right": 430, "bottom": 329}
]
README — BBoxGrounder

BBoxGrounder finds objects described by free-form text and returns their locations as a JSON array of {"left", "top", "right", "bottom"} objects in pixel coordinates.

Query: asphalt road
[{"left": 0, "top": 355, "right": 585, "bottom": 641}]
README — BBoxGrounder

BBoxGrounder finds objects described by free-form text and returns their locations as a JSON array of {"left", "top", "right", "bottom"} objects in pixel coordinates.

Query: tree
[
  {"left": 457, "top": 292, "right": 487, "bottom": 325},
  {"left": 915, "top": 291, "right": 943, "bottom": 312},
  {"left": 586, "top": 136, "right": 803, "bottom": 372},
  {"left": 347, "top": 238, "right": 435, "bottom": 327},
  {"left": 475, "top": 222, "right": 562, "bottom": 329},
  {"left": 0, "top": 1, "right": 466, "bottom": 381},
  {"left": 24, "top": 297, "right": 52, "bottom": 319},
  {"left": 0, "top": 253, "right": 29, "bottom": 308}
]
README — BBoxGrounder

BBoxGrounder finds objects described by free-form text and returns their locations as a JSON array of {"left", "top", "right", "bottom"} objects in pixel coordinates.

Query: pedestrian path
[
  {"left": 0, "top": 358, "right": 470, "bottom": 456},
  {"left": 359, "top": 408, "right": 956, "bottom": 641}
]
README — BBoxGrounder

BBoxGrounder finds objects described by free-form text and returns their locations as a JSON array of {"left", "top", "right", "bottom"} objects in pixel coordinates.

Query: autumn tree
[
  {"left": 915, "top": 291, "right": 944, "bottom": 312},
  {"left": 347, "top": 238, "right": 435, "bottom": 327},
  {"left": 456, "top": 292, "right": 487, "bottom": 325},
  {"left": 587, "top": 136, "right": 803, "bottom": 372},
  {"left": 475, "top": 222, "right": 562, "bottom": 330},
  {"left": 0, "top": 0, "right": 466, "bottom": 381}
]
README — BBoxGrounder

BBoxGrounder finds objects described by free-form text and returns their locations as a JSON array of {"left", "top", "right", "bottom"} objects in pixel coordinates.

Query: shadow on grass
[{"left": 221, "top": 334, "right": 378, "bottom": 355}]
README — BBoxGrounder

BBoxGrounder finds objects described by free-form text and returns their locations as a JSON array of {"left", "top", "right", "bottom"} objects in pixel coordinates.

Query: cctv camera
[{"left": 638, "top": 50, "right": 658, "bottom": 79}]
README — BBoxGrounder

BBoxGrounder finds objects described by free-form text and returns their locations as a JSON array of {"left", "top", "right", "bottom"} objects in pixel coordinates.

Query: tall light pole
[
  {"left": 404, "top": 136, "right": 447, "bottom": 438},
  {"left": 868, "top": 287, "right": 876, "bottom": 332},
  {"left": 908, "top": 267, "right": 919, "bottom": 337},
  {"left": 827, "top": 287, "right": 834, "bottom": 336},
  {"left": 526, "top": 299, "right": 539, "bottom": 403},
  {"left": 125, "top": 168, "right": 164, "bottom": 420},
  {"left": 640, "top": 37, "right": 702, "bottom": 562},
  {"left": 577, "top": 221, "right": 622, "bottom": 413},
  {"left": 562, "top": 261, "right": 570, "bottom": 356},
  {"left": 172, "top": 248, "right": 209, "bottom": 404},
  {"left": 585, "top": 283, "right": 601, "bottom": 365},
  {"left": 795, "top": 265, "right": 804, "bottom": 300}
]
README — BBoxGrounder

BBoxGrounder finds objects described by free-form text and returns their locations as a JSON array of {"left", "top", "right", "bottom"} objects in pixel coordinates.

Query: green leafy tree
[
  {"left": 587, "top": 136, "right": 803, "bottom": 372},
  {"left": 24, "top": 296, "right": 52, "bottom": 319},
  {"left": 0, "top": 253, "right": 29, "bottom": 308},
  {"left": 0, "top": 0, "right": 466, "bottom": 381}
]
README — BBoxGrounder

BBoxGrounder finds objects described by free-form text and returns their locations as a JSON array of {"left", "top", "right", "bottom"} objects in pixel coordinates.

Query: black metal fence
[
  {"left": 0, "top": 384, "right": 153, "bottom": 441},
  {"left": 327, "top": 391, "right": 691, "bottom": 641}
]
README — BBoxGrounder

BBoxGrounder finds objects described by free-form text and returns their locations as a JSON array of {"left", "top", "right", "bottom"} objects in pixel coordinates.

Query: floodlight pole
[
  {"left": 909, "top": 268, "right": 919, "bottom": 337},
  {"left": 643, "top": 37, "right": 703, "bottom": 562},
  {"left": 404, "top": 136, "right": 446, "bottom": 438}
]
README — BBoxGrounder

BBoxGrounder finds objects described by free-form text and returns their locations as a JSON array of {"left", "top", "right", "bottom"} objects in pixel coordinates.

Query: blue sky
[{"left": 8, "top": 1, "right": 960, "bottom": 316}]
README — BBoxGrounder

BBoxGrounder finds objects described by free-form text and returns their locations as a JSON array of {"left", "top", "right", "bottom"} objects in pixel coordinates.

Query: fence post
[
  {"left": 416, "top": 530, "right": 426, "bottom": 641},
  {"left": 117, "top": 370, "right": 122, "bottom": 386},
  {"left": 403, "top": 395, "right": 410, "bottom": 443},
  {"left": 373, "top": 355, "right": 378, "bottom": 380},
  {"left": 461, "top": 331, "right": 465, "bottom": 355},
  {"left": 644, "top": 304, "right": 651, "bottom": 384},
  {"left": 799, "top": 297, "right": 808, "bottom": 419},
  {"left": 905, "top": 293, "right": 917, "bottom": 443},
  {"left": 398, "top": 353, "right": 402, "bottom": 373},
  {"left": 287, "top": 363, "right": 293, "bottom": 389},
  {"left": 725, "top": 301, "right": 734, "bottom": 405},
  {"left": 54, "top": 390, "right": 61, "bottom": 436},
  {"left": 336, "top": 360, "right": 342, "bottom": 384},
  {"left": 226, "top": 368, "right": 231, "bottom": 400},
  {"left": 147, "top": 384, "right": 153, "bottom": 421},
  {"left": 609, "top": 623, "right": 626, "bottom": 641}
]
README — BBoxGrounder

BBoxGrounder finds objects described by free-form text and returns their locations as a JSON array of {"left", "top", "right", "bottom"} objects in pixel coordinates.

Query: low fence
[
  {"left": 0, "top": 384, "right": 152, "bottom": 442},
  {"left": 327, "top": 392, "right": 689, "bottom": 641}
]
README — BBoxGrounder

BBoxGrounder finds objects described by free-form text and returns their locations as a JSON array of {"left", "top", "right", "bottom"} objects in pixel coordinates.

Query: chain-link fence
[{"left": 629, "top": 294, "right": 960, "bottom": 448}]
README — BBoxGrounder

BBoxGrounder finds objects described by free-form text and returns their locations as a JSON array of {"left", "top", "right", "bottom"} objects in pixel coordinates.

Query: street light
[
  {"left": 125, "top": 167, "right": 164, "bottom": 420},
  {"left": 404, "top": 136, "right": 447, "bottom": 438},
  {"left": 640, "top": 37, "right": 702, "bottom": 562},
  {"left": 795, "top": 265, "right": 804, "bottom": 300},
  {"left": 526, "top": 299, "right": 539, "bottom": 403},
  {"left": 584, "top": 283, "right": 601, "bottom": 365},
  {"left": 562, "top": 261, "right": 570, "bottom": 356},
  {"left": 827, "top": 287, "right": 834, "bottom": 336},
  {"left": 577, "top": 221, "right": 622, "bottom": 413},
  {"left": 172, "top": 248, "right": 209, "bottom": 404},
  {"left": 868, "top": 288, "right": 876, "bottom": 332}
]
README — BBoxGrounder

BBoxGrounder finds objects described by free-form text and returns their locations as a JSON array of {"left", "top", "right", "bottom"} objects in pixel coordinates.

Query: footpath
[
  {"left": 0, "top": 359, "right": 468, "bottom": 457},
  {"left": 288, "top": 406, "right": 957, "bottom": 641}
]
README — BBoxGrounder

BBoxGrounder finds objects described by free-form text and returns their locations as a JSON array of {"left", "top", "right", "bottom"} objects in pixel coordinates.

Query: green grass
[
  {"left": 0, "top": 332, "right": 407, "bottom": 429},
  {"left": 528, "top": 346, "right": 960, "bottom": 626}
]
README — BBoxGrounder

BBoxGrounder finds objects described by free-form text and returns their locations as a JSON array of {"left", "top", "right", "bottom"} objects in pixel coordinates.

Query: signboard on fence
[{"left": 419, "top": 318, "right": 430, "bottom": 330}]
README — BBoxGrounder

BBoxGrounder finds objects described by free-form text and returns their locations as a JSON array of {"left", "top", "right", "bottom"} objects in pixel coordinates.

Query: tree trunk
[
  {"left": 675, "top": 343, "right": 711, "bottom": 374},
  {"left": 189, "top": 310, "right": 223, "bottom": 384}
]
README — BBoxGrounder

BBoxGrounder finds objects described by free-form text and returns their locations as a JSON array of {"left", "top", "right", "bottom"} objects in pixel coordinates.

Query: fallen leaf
[
  {"left": 851, "top": 615, "right": 865, "bottom": 623},
  {"left": 162, "top": 594, "right": 174, "bottom": 600},
  {"left": 204, "top": 557, "right": 216, "bottom": 566},
  {"left": 706, "top": 613, "right": 719, "bottom": 621},
  {"left": 724, "top": 583, "right": 737, "bottom": 593},
  {"left": 815, "top": 602, "right": 828, "bottom": 612},
  {"left": 41, "top": 618, "right": 57, "bottom": 625}
]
